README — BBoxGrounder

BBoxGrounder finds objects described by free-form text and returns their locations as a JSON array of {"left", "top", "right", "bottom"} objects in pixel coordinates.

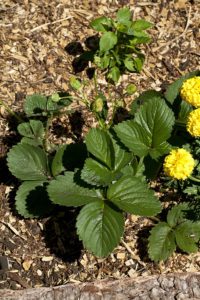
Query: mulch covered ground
[{"left": 0, "top": 0, "right": 200, "bottom": 290}]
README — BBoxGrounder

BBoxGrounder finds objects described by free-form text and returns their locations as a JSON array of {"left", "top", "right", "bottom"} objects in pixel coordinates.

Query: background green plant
[{"left": 90, "top": 8, "right": 153, "bottom": 83}]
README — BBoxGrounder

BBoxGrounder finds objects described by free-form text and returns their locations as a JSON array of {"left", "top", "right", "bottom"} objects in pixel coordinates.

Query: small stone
[
  {"left": 125, "top": 259, "right": 134, "bottom": 266},
  {"left": 117, "top": 252, "right": 126, "bottom": 260},
  {"left": 41, "top": 256, "right": 54, "bottom": 262},
  {"left": 128, "top": 269, "right": 138, "bottom": 278},
  {"left": 22, "top": 260, "right": 32, "bottom": 271},
  {"left": 37, "top": 269, "right": 42, "bottom": 276}
]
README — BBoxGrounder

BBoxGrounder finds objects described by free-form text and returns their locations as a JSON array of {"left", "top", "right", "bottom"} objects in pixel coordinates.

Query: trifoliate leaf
[
  {"left": 15, "top": 181, "right": 53, "bottom": 218},
  {"left": 48, "top": 171, "right": 102, "bottom": 207},
  {"left": 175, "top": 221, "right": 200, "bottom": 253},
  {"left": 107, "top": 175, "right": 161, "bottom": 216},
  {"left": 18, "top": 120, "right": 44, "bottom": 140},
  {"left": 7, "top": 143, "right": 48, "bottom": 180},
  {"left": 114, "top": 97, "right": 175, "bottom": 159},
  {"left": 76, "top": 200, "right": 125, "bottom": 257},
  {"left": 148, "top": 222, "right": 176, "bottom": 262}
]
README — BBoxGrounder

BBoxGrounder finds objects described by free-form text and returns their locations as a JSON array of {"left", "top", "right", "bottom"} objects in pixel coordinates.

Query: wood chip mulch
[{"left": 0, "top": 0, "right": 200, "bottom": 290}]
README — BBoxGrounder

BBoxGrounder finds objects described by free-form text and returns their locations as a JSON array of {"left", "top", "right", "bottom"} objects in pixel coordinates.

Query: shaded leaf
[
  {"left": 167, "top": 202, "right": 191, "bottom": 227},
  {"left": 15, "top": 181, "right": 53, "bottom": 218},
  {"left": 24, "top": 94, "right": 47, "bottom": 117}
]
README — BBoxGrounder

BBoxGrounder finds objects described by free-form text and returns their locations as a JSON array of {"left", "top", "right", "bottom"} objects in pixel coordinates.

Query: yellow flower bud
[
  {"left": 180, "top": 76, "right": 200, "bottom": 108},
  {"left": 186, "top": 108, "right": 200, "bottom": 137},
  {"left": 163, "top": 148, "right": 195, "bottom": 180}
]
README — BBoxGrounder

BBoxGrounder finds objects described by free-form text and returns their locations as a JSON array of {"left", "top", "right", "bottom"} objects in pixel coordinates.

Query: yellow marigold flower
[
  {"left": 163, "top": 148, "right": 195, "bottom": 180},
  {"left": 180, "top": 76, "right": 200, "bottom": 108},
  {"left": 187, "top": 108, "right": 200, "bottom": 137}
]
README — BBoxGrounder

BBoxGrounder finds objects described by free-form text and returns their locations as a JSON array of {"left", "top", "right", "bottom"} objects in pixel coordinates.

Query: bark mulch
[{"left": 0, "top": 0, "right": 200, "bottom": 290}]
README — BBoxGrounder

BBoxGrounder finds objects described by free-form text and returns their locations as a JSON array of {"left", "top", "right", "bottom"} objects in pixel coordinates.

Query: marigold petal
[
  {"left": 163, "top": 148, "right": 195, "bottom": 180},
  {"left": 180, "top": 76, "right": 200, "bottom": 108},
  {"left": 187, "top": 108, "right": 200, "bottom": 137}
]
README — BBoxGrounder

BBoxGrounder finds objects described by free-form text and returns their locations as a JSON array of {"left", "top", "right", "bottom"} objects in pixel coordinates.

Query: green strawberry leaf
[
  {"left": 107, "top": 175, "right": 161, "bottom": 216},
  {"left": 76, "top": 200, "right": 125, "bottom": 257},
  {"left": 48, "top": 171, "right": 102, "bottom": 207},
  {"left": 148, "top": 222, "right": 176, "bottom": 262},
  {"left": 81, "top": 158, "right": 122, "bottom": 187},
  {"left": 15, "top": 181, "right": 53, "bottom": 218},
  {"left": 175, "top": 221, "right": 200, "bottom": 253},
  {"left": 86, "top": 128, "right": 113, "bottom": 169},
  {"left": 51, "top": 143, "right": 88, "bottom": 176},
  {"left": 7, "top": 143, "right": 48, "bottom": 180},
  {"left": 17, "top": 120, "right": 44, "bottom": 140},
  {"left": 167, "top": 202, "right": 191, "bottom": 227},
  {"left": 24, "top": 94, "right": 47, "bottom": 117},
  {"left": 129, "top": 90, "right": 163, "bottom": 115},
  {"left": 114, "top": 97, "right": 175, "bottom": 159}
]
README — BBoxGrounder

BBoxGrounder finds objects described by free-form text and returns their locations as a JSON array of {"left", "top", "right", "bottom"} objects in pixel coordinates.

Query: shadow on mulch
[
  {"left": 136, "top": 225, "right": 153, "bottom": 263},
  {"left": 64, "top": 35, "right": 99, "bottom": 75},
  {"left": 51, "top": 110, "right": 85, "bottom": 142},
  {"left": 42, "top": 207, "right": 83, "bottom": 262}
]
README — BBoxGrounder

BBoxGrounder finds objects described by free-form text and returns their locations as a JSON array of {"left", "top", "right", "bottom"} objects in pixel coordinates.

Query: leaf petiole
[{"left": 0, "top": 98, "right": 24, "bottom": 123}]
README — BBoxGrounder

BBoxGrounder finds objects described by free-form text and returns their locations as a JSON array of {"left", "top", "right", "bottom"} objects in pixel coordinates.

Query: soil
[{"left": 0, "top": 0, "right": 200, "bottom": 291}]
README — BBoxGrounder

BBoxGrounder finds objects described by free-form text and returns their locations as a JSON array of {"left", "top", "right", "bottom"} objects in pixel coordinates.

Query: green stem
[
  {"left": 93, "top": 111, "right": 106, "bottom": 130},
  {"left": 94, "top": 68, "right": 98, "bottom": 98},
  {"left": 148, "top": 216, "right": 160, "bottom": 222},
  {"left": 107, "top": 104, "right": 117, "bottom": 129},
  {"left": 107, "top": 82, "right": 113, "bottom": 103},
  {"left": 189, "top": 175, "right": 200, "bottom": 183},
  {"left": 44, "top": 116, "right": 53, "bottom": 152},
  {"left": 0, "top": 98, "right": 24, "bottom": 123}
]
